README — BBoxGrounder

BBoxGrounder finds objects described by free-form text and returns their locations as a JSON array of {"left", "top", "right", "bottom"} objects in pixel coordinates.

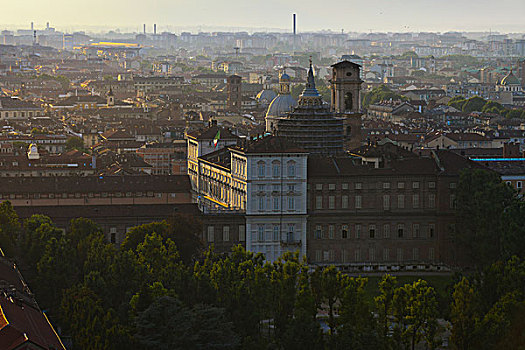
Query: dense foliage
[
  {"left": 0, "top": 199, "right": 523, "bottom": 349},
  {"left": 448, "top": 95, "right": 525, "bottom": 119},
  {"left": 362, "top": 85, "right": 408, "bottom": 108}
]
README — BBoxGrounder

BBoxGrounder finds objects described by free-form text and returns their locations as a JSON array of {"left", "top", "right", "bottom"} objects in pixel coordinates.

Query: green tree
[
  {"left": 0, "top": 201, "right": 21, "bottom": 257},
  {"left": 448, "top": 96, "right": 467, "bottom": 111},
  {"left": 454, "top": 169, "right": 515, "bottom": 267},
  {"left": 461, "top": 96, "right": 487, "bottom": 113},
  {"left": 65, "top": 136, "right": 86, "bottom": 152},
  {"left": 375, "top": 274, "right": 398, "bottom": 348},
  {"left": 135, "top": 296, "right": 238, "bottom": 350},
  {"left": 450, "top": 277, "right": 480, "bottom": 350},
  {"left": 362, "top": 85, "right": 407, "bottom": 108},
  {"left": 337, "top": 277, "right": 380, "bottom": 349}
]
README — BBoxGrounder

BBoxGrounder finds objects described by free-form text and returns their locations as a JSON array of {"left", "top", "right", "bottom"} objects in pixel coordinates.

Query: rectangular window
[
  {"left": 329, "top": 183, "right": 336, "bottom": 190},
  {"left": 207, "top": 226, "right": 215, "bottom": 242},
  {"left": 259, "top": 197, "right": 265, "bottom": 210},
  {"left": 342, "top": 195, "right": 348, "bottom": 209},
  {"left": 288, "top": 197, "right": 295, "bottom": 210},
  {"left": 354, "top": 249, "right": 361, "bottom": 261},
  {"left": 369, "top": 248, "right": 375, "bottom": 261},
  {"left": 239, "top": 225, "right": 246, "bottom": 241},
  {"left": 273, "top": 226, "right": 280, "bottom": 241},
  {"left": 329, "top": 225, "right": 334, "bottom": 239},
  {"left": 223, "top": 226, "right": 230, "bottom": 241},
  {"left": 316, "top": 183, "right": 323, "bottom": 190},
  {"left": 315, "top": 225, "right": 322, "bottom": 239},
  {"left": 383, "top": 248, "right": 390, "bottom": 261},
  {"left": 329, "top": 196, "right": 335, "bottom": 209},
  {"left": 383, "top": 182, "right": 390, "bottom": 189},
  {"left": 258, "top": 163, "right": 265, "bottom": 177},
  {"left": 517, "top": 181, "right": 522, "bottom": 190},
  {"left": 315, "top": 196, "right": 323, "bottom": 209},
  {"left": 397, "top": 195, "right": 405, "bottom": 209},
  {"left": 258, "top": 225, "right": 265, "bottom": 242},
  {"left": 429, "top": 194, "right": 436, "bottom": 208},
  {"left": 412, "top": 194, "right": 419, "bottom": 208},
  {"left": 315, "top": 250, "right": 322, "bottom": 262},
  {"left": 355, "top": 224, "right": 361, "bottom": 239},
  {"left": 397, "top": 182, "right": 405, "bottom": 189},
  {"left": 369, "top": 225, "right": 376, "bottom": 238},
  {"left": 413, "top": 248, "right": 419, "bottom": 260},
  {"left": 383, "top": 195, "right": 390, "bottom": 210},
  {"left": 273, "top": 197, "right": 279, "bottom": 210},
  {"left": 397, "top": 248, "right": 404, "bottom": 261},
  {"left": 450, "top": 182, "right": 457, "bottom": 189},
  {"left": 413, "top": 224, "right": 420, "bottom": 238},
  {"left": 342, "top": 225, "right": 348, "bottom": 239},
  {"left": 412, "top": 181, "right": 420, "bottom": 189},
  {"left": 342, "top": 183, "right": 348, "bottom": 190},
  {"left": 429, "top": 181, "right": 436, "bottom": 189},
  {"left": 450, "top": 194, "right": 457, "bottom": 209},
  {"left": 323, "top": 251, "right": 330, "bottom": 262},
  {"left": 429, "top": 247, "right": 435, "bottom": 260},
  {"left": 397, "top": 224, "right": 404, "bottom": 238},
  {"left": 355, "top": 182, "right": 362, "bottom": 190},
  {"left": 355, "top": 195, "right": 362, "bottom": 209},
  {"left": 383, "top": 224, "right": 390, "bottom": 238},
  {"left": 429, "top": 224, "right": 435, "bottom": 238}
]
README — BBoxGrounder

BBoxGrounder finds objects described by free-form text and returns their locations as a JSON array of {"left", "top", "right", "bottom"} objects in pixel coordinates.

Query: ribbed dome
[
  {"left": 500, "top": 71, "right": 521, "bottom": 86},
  {"left": 266, "top": 94, "right": 297, "bottom": 118},
  {"left": 256, "top": 89, "right": 277, "bottom": 104}
]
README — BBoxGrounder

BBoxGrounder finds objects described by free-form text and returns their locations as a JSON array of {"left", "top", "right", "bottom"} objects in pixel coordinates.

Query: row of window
[
  {"left": 313, "top": 181, "right": 455, "bottom": 191},
  {"left": 257, "top": 161, "right": 297, "bottom": 178},
  {"left": 0, "top": 192, "right": 176, "bottom": 199},
  {"left": 314, "top": 223, "right": 435, "bottom": 240},
  {"left": 257, "top": 195, "right": 296, "bottom": 211},
  {"left": 314, "top": 247, "right": 435, "bottom": 263},
  {"left": 206, "top": 225, "right": 246, "bottom": 243},
  {"left": 315, "top": 194, "right": 439, "bottom": 210}
]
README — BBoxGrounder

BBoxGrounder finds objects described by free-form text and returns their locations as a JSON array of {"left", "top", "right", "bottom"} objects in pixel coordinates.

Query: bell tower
[{"left": 330, "top": 60, "right": 362, "bottom": 113}]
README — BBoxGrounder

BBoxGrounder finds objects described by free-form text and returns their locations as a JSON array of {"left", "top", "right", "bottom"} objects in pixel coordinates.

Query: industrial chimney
[
  {"left": 154, "top": 24, "right": 157, "bottom": 35},
  {"left": 143, "top": 24, "right": 146, "bottom": 34},
  {"left": 293, "top": 14, "right": 297, "bottom": 51}
]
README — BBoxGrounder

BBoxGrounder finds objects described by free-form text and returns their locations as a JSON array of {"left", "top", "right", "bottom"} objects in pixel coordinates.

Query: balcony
[{"left": 280, "top": 239, "right": 301, "bottom": 247}]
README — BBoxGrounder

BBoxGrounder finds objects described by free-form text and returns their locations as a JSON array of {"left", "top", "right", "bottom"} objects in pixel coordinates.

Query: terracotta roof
[
  {"left": 0, "top": 175, "right": 191, "bottom": 194},
  {"left": 186, "top": 125, "right": 238, "bottom": 141},
  {"left": 0, "top": 97, "right": 41, "bottom": 110}
]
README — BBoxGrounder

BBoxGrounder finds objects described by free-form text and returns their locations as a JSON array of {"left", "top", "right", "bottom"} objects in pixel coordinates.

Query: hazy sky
[{"left": 2, "top": 0, "right": 525, "bottom": 33}]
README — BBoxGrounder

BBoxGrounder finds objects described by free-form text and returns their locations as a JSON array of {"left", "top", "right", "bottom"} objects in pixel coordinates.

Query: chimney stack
[
  {"left": 143, "top": 24, "right": 146, "bottom": 34},
  {"left": 31, "top": 22, "right": 34, "bottom": 31},
  {"left": 293, "top": 14, "right": 297, "bottom": 51},
  {"left": 154, "top": 24, "right": 157, "bottom": 35}
]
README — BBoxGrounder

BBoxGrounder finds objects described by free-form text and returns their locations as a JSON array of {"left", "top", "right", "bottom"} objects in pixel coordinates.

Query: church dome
[
  {"left": 266, "top": 94, "right": 297, "bottom": 117},
  {"left": 256, "top": 89, "right": 277, "bottom": 104},
  {"left": 500, "top": 70, "right": 521, "bottom": 86}
]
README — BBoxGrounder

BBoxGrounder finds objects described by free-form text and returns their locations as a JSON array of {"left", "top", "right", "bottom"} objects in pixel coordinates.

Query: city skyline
[{"left": 2, "top": 0, "right": 525, "bottom": 34}]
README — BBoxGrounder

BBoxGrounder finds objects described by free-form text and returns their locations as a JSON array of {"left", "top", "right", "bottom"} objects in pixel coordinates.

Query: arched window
[
  {"left": 257, "top": 161, "right": 265, "bottom": 177},
  {"left": 287, "top": 161, "right": 296, "bottom": 177},
  {"left": 272, "top": 161, "right": 280, "bottom": 177}
]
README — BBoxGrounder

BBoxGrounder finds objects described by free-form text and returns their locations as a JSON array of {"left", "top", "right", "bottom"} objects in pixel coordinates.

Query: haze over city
[
  {"left": 0, "top": 1, "right": 525, "bottom": 349},
  {"left": 2, "top": 0, "right": 525, "bottom": 33}
]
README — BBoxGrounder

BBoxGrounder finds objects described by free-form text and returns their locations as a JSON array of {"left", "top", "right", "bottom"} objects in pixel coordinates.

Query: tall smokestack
[
  {"left": 154, "top": 24, "right": 157, "bottom": 35},
  {"left": 143, "top": 24, "right": 146, "bottom": 34},
  {"left": 31, "top": 22, "right": 34, "bottom": 31},
  {"left": 293, "top": 13, "right": 296, "bottom": 51}
]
